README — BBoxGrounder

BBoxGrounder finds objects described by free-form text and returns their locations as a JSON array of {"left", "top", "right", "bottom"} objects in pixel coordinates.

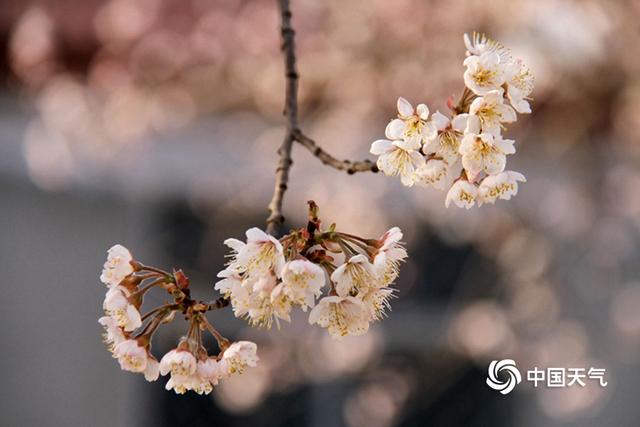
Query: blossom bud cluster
[
  {"left": 98, "top": 244, "right": 258, "bottom": 394},
  {"left": 370, "top": 33, "right": 532, "bottom": 208},
  {"left": 216, "top": 202, "right": 407, "bottom": 339}
]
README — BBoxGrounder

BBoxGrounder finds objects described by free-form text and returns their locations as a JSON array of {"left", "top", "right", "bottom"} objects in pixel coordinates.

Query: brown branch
[
  {"left": 292, "top": 129, "right": 378, "bottom": 174},
  {"left": 266, "top": 0, "right": 298, "bottom": 236},
  {"left": 204, "top": 297, "right": 230, "bottom": 311},
  {"left": 266, "top": 0, "right": 378, "bottom": 235}
]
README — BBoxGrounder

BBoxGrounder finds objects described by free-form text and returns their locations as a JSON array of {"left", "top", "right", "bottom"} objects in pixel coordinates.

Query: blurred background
[{"left": 1, "top": 0, "right": 639, "bottom": 426}]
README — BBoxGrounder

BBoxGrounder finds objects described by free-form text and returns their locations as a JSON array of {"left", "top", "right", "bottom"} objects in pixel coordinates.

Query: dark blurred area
[{"left": 1, "top": 0, "right": 639, "bottom": 426}]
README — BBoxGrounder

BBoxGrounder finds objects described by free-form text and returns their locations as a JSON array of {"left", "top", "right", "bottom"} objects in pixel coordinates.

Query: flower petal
[
  {"left": 245, "top": 227, "right": 269, "bottom": 243},
  {"left": 370, "top": 139, "right": 394, "bottom": 155},
  {"left": 385, "top": 119, "right": 406, "bottom": 140},
  {"left": 416, "top": 103, "right": 430, "bottom": 120},
  {"left": 397, "top": 97, "right": 414, "bottom": 117},
  {"left": 498, "top": 104, "right": 517, "bottom": 123},
  {"left": 431, "top": 110, "right": 450, "bottom": 130}
]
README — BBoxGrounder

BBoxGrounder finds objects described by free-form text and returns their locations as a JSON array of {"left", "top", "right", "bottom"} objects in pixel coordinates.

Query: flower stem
[
  {"left": 137, "top": 264, "right": 172, "bottom": 277},
  {"left": 136, "top": 309, "right": 172, "bottom": 342},
  {"left": 201, "top": 318, "right": 230, "bottom": 352},
  {"left": 130, "top": 277, "right": 169, "bottom": 301},
  {"left": 141, "top": 303, "right": 179, "bottom": 322},
  {"left": 339, "top": 235, "right": 376, "bottom": 256},
  {"left": 337, "top": 238, "right": 359, "bottom": 258}
]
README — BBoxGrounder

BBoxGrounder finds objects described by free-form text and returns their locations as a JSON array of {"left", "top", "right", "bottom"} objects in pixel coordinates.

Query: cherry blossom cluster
[
  {"left": 98, "top": 244, "right": 258, "bottom": 394},
  {"left": 216, "top": 201, "right": 407, "bottom": 339},
  {"left": 370, "top": 33, "right": 533, "bottom": 208}
]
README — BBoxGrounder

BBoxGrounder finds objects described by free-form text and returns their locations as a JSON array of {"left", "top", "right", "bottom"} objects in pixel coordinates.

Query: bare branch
[
  {"left": 266, "top": 0, "right": 378, "bottom": 235},
  {"left": 292, "top": 129, "right": 378, "bottom": 174},
  {"left": 266, "top": 0, "right": 298, "bottom": 235}
]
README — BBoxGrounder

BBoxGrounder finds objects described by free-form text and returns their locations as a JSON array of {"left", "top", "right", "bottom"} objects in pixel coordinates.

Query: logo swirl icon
[{"left": 486, "top": 359, "right": 522, "bottom": 395}]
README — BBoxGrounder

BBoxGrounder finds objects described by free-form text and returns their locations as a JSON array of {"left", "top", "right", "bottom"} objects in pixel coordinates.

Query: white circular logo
[{"left": 486, "top": 359, "right": 522, "bottom": 395}]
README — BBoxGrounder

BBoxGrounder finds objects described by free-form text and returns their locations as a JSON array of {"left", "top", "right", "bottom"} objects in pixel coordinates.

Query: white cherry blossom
[
  {"left": 385, "top": 97, "right": 437, "bottom": 146},
  {"left": 222, "top": 341, "right": 259, "bottom": 374},
  {"left": 430, "top": 110, "right": 451, "bottom": 131},
  {"left": 98, "top": 315, "right": 126, "bottom": 350},
  {"left": 217, "top": 264, "right": 293, "bottom": 329},
  {"left": 242, "top": 273, "right": 291, "bottom": 328},
  {"left": 370, "top": 138, "right": 425, "bottom": 186},
  {"left": 331, "top": 254, "right": 378, "bottom": 298},
  {"left": 160, "top": 349, "right": 197, "bottom": 377},
  {"left": 369, "top": 33, "right": 531, "bottom": 208},
  {"left": 197, "top": 357, "right": 227, "bottom": 385},
  {"left": 360, "top": 287, "right": 394, "bottom": 321},
  {"left": 268, "top": 282, "right": 294, "bottom": 324},
  {"left": 280, "top": 259, "right": 325, "bottom": 310},
  {"left": 505, "top": 59, "right": 534, "bottom": 114},
  {"left": 308, "top": 296, "right": 370, "bottom": 339},
  {"left": 223, "top": 238, "right": 245, "bottom": 253},
  {"left": 144, "top": 357, "right": 160, "bottom": 382},
  {"left": 468, "top": 89, "right": 516, "bottom": 136},
  {"left": 103, "top": 287, "right": 142, "bottom": 332},
  {"left": 223, "top": 279, "right": 254, "bottom": 319},
  {"left": 113, "top": 339, "right": 148, "bottom": 373},
  {"left": 445, "top": 180, "right": 479, "bottom": 209},
  {"left": 219, "top": 238, "right": 246, "bottom": 276},
  {"left": 422, "top": 111, "right": 467, "bottom": 164},
  {"left": 189, "top": 373, "right": 215, "bottom": 395},
  {"left": 463, "top": 51, "right": 505, "bottom": 95},
  {"left": 459, "top": 128, "right": 515, "bottom": 179},
  {"left": 165, "top": 374, "right": 200, "bottom": 394},
  {"left": 464, "top": 32, "right": 511, "bottom": 63},
  {"left": 413, "top": 159, "right": 449, "bottom": 190},
  {"left": 224, "top": 228, "right": 285, "bottom": 280},
  {"left": 478, "top": 171, "right": 526, "bottom": 203},
  {"left": 220, "top": 276, "right": 289, "bottom": 329},
  {"left": 214, "top": 269, "right": 243, "bottom": 298},
  {"left": 373, "top": 227, "right": 408, "bottom": 285},
  {"left": 100, "top": 244, "right": 134, "bottom": 287},
  {"left": 217, "top": 255, "right": 265, "bottom": 325},
  {"left": 164, "top": 359, "right": 222, "bottom": 394}
]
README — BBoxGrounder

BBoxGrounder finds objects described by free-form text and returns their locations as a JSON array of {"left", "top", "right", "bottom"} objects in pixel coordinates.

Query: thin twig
[{"left": 292, "top": 129, "right": 378, "bottom": 174}]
